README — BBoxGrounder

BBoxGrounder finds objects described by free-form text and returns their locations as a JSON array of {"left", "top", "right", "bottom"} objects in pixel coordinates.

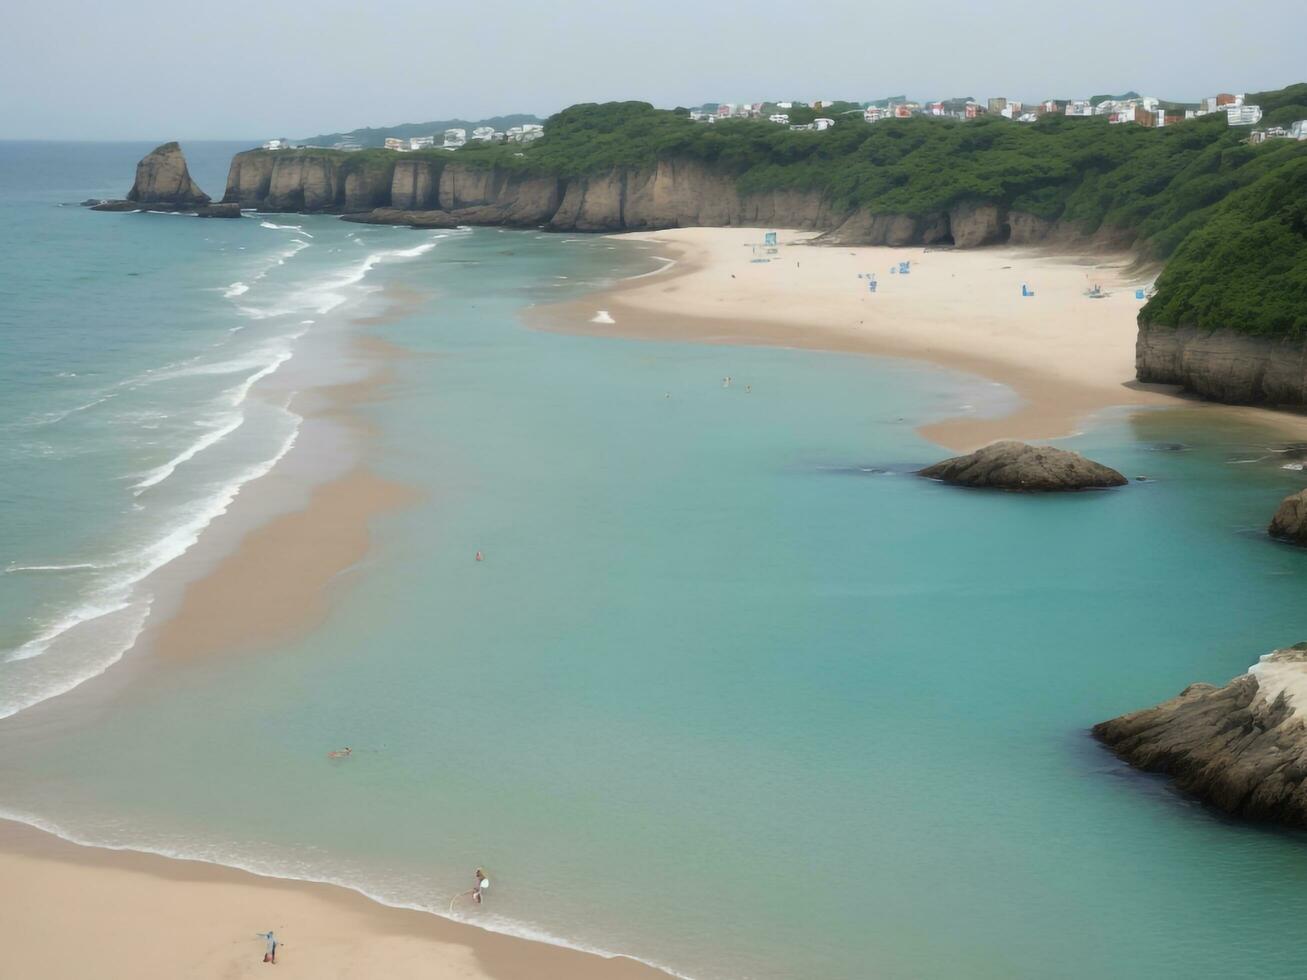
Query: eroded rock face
[
  {"left": 1094, "top": 644, "right": 1307, "bottom": 826},
  {"left": 1270, "top": 490, "right": 1307, "bottom": 545},
  {"left": 126, "top": 142, "right": 209, "bottom": 206},
  {"left": 1136, "top": 322, "right": 1307, "bottom": 406},
  {"left": 918, "top": 440, "right": 1127, "bottom": 490}
]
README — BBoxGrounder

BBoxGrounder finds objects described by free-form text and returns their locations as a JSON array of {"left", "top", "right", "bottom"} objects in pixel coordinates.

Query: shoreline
[
  {"left": 0, "top": 277, "right": 679, "bottom": 979},
  {"left": 531, "top": 228, "right": 1307, "bottom": 450},
  {"left": 0, "top": 818, "right": 673, "bottom": 980}
]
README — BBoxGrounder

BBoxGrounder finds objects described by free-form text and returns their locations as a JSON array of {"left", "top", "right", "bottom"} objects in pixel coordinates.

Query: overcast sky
[{"left": 4, "top": 0, "right": 1304, "bottom": 140}]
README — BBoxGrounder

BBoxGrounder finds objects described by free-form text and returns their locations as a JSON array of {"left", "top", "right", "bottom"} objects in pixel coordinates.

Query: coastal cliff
[
  {"left": 1094, "top": 644, "right": 1307, "bottom": 826},
  {"left": 1136, "top": 323, "right": 1307, "bottom": 405},
  {"left": 221, "top": 149, "right": 1090, "bottom": 250}
]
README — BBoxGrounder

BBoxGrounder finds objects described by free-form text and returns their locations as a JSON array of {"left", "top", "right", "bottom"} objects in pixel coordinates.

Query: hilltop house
[
  {"left": 863, "top": 106, "right": 885, "bottom": 123},
  {"left": 505, "top": 124, "right": 543, "bottom": 143},
  {"left": 814, "top": 117, "right": 835, "bottom": 130},
  {"left": 408, "top": 136, "right": 435, "bottom": 150},
  {"left": 1226, "top": 104, "right": 1263, "bottom": 126},
  {"left": 1065, "top": 100, "right": 1094, "bottom": 117},
  {"left": 470, "top": 127, "right": 496, "bottom": 141},
  {"left": 444, "top": 128, "right": 467, "bottom": 148},
  {"left": 262, "top": 138, "right": 291, "bottom": 150},
  {"left": 383, "top": 137, "right": 407, "bottom": 151},
  {"left": 769, "top": 113, "right": 790, "bottom": 125}
]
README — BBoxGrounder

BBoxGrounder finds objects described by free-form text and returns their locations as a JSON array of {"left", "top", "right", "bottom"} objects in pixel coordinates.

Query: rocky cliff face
[
  {"left": 126, "top": 142, "right": 210, "bottom": 207},
  {"left": 222, "top": 150, "right": 1073, "bottom": 247},
  {"left": 222, "top": 151, "right": 394, "bottom": 213},
  {"left": 1094, "top": 644, "right": 1307, "bottom": 826},
  {"left": 1136, "top": 323, "right": 1307, "bottom": 405}
]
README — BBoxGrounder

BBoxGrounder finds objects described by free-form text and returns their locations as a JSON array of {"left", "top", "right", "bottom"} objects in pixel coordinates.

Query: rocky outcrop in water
[
  {"left": 1269, "top": 489, "right": 1307, "bottom": 545},
  {"left": 89, "top": 142, "right": 210, "bottom": 212},
  {"left": 127, "top": 142, "right": 209, "bottom": 207},
  {"left": 1094, "top": 644, "right": 1307, "bottom": 826},
  {"left": 1136, "top": 322, "right": 1307, "bottom": 406},
  {"left": 195, "top": 203, "right": 242, "bottom": 218},
  {"left": 918, "top": 440, "right": 1128, "bottom": 490}
]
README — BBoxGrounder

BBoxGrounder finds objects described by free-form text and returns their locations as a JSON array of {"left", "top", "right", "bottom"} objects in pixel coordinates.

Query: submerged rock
[
  {"left": 1269, "top": 489, "right": 1307, "bottom": 545},
  {"left": 1094, "top": 644, "right": 1307, "bottom": 826},
  {"left": 918, "top": 441, "right": 1127, "bottom": 491},
  {"left": 195, "top": 202, "right": 242, "bottom": 219}
]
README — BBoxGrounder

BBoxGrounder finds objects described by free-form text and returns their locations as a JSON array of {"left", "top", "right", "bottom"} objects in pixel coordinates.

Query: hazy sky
[{"left": 5, "top": 0, "right": 1304, "bottom": 140}]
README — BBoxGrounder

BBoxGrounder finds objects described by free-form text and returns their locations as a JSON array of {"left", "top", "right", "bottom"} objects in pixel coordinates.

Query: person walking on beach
[
  {"left": 473, "top": 867, "right": 490, "bottom": 904},
  {"left": 256, "top": 930, "right": 281, "bottom": 964}
]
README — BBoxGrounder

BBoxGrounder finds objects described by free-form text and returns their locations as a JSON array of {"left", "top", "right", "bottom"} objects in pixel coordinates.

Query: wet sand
[{"left": 0, "top": 819, "right": 668, "bottom": 980}]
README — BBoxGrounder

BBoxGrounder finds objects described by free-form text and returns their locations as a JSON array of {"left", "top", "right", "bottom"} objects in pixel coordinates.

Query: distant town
[{"left": 262, "top": 91, "right": 1306, "bottom": 153}]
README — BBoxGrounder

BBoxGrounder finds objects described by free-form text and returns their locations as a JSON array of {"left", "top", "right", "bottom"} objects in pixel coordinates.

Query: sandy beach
[
  {"left": 0, "top": 819, "right": 667, "bottom": 980},
  {"left": 536, "top": 228, "right": 1179, "bottom": 450}
]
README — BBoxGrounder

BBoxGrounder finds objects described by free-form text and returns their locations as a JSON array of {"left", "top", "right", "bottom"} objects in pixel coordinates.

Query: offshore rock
[
  {"left": 1094, "top": 644, "right": 1307, "bottom": 826},
  {"left": 1269, "top": 489, "right": 1307, "bottom": 545},
  {"left": 126, "top": 142, "right": 209, "bottom": 207},
  {"left": 196, "top": 202, "right": 242, "bottom": 218},
  {"left": 919, "top": 440, "right": 1127, "bottom": 490}
]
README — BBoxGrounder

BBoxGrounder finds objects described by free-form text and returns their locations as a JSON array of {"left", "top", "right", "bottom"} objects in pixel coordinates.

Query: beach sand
[
  {"left": 0, "top": 819, "right": 666, "bottom": 980},
  {"left": 534, "top": 228, "right": 1179, "bottom": 450}
]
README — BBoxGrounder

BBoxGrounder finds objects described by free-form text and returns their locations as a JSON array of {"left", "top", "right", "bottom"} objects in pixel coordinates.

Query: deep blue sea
[{"left": 3, "top": 141, "right": 1307, "bottom": 979}]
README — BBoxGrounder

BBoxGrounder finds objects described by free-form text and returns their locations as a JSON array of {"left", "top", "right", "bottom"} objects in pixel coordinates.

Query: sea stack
[
  {"left": 918, "top": 440, "right": 1127, "bottom": 490},
  {"left": 90, "top": 142, "right": 212, "bottom": 212},
  {"left": 1269, "top": 489, "right": 1307, "bottom": 545},
  {"left": 1094, "top": 644, "right": 1307, "bottom": 826}
]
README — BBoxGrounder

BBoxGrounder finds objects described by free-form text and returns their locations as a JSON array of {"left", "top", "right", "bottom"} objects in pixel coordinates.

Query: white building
[
  {"left": 1065, "top": 100, "right": 1094, "bottom": 117},
  {"left": 443, "top": 128, "right": 467, "bottom": 147},
  {"left": 776, "top": 101, "right": 793, "bottom": 109},
  {"left": 408, "top": 136, "right": 435, "bottom": 150},
  {"left": 814, "top": 117, "right": 835, "bottom": 130},
  {"left": 262, "top": 138, "right": 291, "bottom": 150},
  {"left": 383, "top": 137, "right": 407, "bottom": 151},
  {"left": 470, "top": 127, "right": 496, "bottom": 141},
  {"left": 768, "top": 113, "right": 790, "bottom": 125},
  {"left": 504, "top": 124, "right": 544, "bottom": 143},
  {"left": 1226, "top": 104, "right": 1263, "bottom": 126},
  {"left": 863, "top": 107, "right": 885, "bottom": 123},
  {"left": 1291, "top": 120, "right": 1307, "bottom": 140}
]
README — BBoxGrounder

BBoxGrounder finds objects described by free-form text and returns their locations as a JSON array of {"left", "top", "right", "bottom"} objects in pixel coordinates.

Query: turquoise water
[{"left": 4, "top": 142, "right": 1307, "bottom": 978}]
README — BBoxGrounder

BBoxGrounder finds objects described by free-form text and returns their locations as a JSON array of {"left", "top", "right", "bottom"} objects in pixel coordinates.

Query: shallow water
[{"left": 4, "top": 142, "right": 1307, "bottom": 979}]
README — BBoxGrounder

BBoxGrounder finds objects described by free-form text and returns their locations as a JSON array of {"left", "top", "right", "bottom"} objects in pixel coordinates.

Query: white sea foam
[
  {"left": 1, "top": 413, "right": 300, "bottom": 700},
  {"left": 224, "top": 281, "right": 250, "bottom": 298},
  {"left": 131, "top": 415, "right": 246, "bottom": 493},
  {"left": 260, "top": 220, "right": 313, "bottom": 237},
  {"left": 4, "top": 562, "right": 103, "bottom": 574},
  {"left": 591, "top": 310, "right": 616, "bottom": 324}
]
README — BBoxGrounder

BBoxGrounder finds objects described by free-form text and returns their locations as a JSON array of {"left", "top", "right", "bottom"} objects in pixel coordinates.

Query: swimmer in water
[
  {"left": 475, "top": 551, "right": 484, "bottom": 562},
  {"left": 327, "top": 747, "right": 352, "bottom": 759}
]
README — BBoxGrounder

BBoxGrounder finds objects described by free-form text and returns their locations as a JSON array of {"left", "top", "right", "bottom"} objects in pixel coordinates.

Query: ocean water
[{"left": 4, "top": 141, "right": 1307, "bottom": 979}]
